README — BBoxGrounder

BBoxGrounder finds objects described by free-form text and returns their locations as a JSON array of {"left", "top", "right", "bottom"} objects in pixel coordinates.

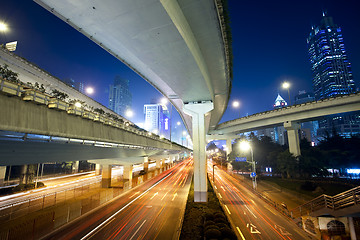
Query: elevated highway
[
  {"left": 209, "top": 92, "right": 360, "bottom": 156},
  {"left": 34, "top": 0, "right": 232, "bottom": 202}
]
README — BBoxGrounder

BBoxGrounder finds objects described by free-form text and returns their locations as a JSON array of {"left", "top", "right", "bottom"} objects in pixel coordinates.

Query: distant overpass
[{"left": 209, "top": 92, "right": 360, "bottom": 156}]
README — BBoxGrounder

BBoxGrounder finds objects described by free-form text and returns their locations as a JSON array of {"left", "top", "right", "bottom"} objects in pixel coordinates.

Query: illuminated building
[
  {"left": 143, "top": 104, "right": 169, "bottom": 137},
  {"left": 108, "top": 76, "right": 132, "bottom": 116},
  {"left": 307, "top": 13, "right": 359, "bottom": 137}
]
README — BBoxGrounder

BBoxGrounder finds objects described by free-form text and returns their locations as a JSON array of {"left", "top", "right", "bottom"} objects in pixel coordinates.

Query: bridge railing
[
  {"left": 290, "top": 186, "right": 360, "bottom": 219},
  {"left": 0, "top": 177, "right": 102, "bottom": 222},
  {"left": 0, "top": 77, "right": 180, "bottom": 146}
]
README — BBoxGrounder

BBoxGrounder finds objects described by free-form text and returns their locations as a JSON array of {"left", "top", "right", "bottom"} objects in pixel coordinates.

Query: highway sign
[
  {"left": 250, "top": 172, "right": 256, "bottom": 177},
  {"left": 235, "top": 157, "right": 247, "bottom": 162}
]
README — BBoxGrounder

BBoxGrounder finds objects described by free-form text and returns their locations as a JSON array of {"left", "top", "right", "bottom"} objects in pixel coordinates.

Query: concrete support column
[
  {"left": 101, "top": 165, "right": 112, "bottom": 188},
  {"left": 0, "top": 166, "right": 6, "bottom": 185},
  {"left": 349, "top": 217, "right": 357, "bottom": 240},
  {"left": 95, "top": 164, "right": 101, "bottom": 175},
  {"left": 143, "top": 157, "right": 149, "bottom": 172},
  {"left": 156, "top": 160, "right": 161, "bottom": 169},
  {"left": 123, "top": 165, "right": 133, "bottom": 188},
  {"left": 184, "top": 101, "right": 213, "bottom": 202},
  {"left": 72, "top": 161, "right": 79, "bottom": 173},
  {"left": 226, "top": 138, "right": 232, "bottom": 159},
  {"left": 161, "top": 159, "right": 166, "bottom": 168},
  {"left": 20, "top": 165, "right": 27, "bottom": 184},
  {"left": 284, "top": 121, "right": 301, "bottom": 157}
]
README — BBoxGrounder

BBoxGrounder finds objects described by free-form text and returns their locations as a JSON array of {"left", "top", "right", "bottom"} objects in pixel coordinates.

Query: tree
[
  {"left": 276, "top": 150, "right": 297, "bottom": 179},
  {"left": 51, "top": 89, "right": 69, "bottom": 101}
]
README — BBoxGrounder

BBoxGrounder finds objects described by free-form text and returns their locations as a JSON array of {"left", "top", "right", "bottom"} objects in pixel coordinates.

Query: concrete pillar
[
  {"left": 184, "top": 101, "right": 213, "bottom": 202},
  {"left": 349, "top": 217, "right": 357, "bottom": 240},
  {"left": 161, "top": 159, "right": 166, "bottom": 168},
  {"left": 226, "top": 138, "right": 232, "bottom": 159},
  {"left": 143, "top": 157, "right": 149, "bottom": 172},
  {"left": 101, "top": 165, "right": 112, "bottom": 188},
  {"left": 20, "top": 165, "right": 27, "bottom": 184},
  {"left": 284, "top": 121, "right": 301, "bottom": 157},
  {"left": 0, "top": 166, "right": 6, "bottom": 185},
  {"left": 156, "top": 160, "right": 161, "bottom": 169},
  {"left": 72, "top": 161, "right": 79, "bottom": 173},
  {"left": 95, "top": 164, "right": 101, "bottom": 175},
  {"left": 123, "top": 165, "right": 133, "bottom": 188}
]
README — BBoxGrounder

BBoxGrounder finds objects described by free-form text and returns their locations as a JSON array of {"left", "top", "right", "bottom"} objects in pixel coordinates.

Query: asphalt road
[
  {"left": 43, "top": 158, "right": 193, "bottom": 240},
  {"left": 209, "top": 162, "right": 315, "bottom": 240}
]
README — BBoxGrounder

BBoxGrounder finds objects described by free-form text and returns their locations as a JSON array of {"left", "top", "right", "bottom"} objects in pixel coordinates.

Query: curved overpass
[
  {"left": 34, "top": 0, "right": 232, "bottom": 202},
  {"left": 35, "top": 0, "right": 232, "bottom": 134}
]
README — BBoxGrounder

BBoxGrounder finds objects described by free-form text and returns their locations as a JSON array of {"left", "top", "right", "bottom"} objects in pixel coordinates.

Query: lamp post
[
  {"left": 240, "top": 141, "right": 257, "bottom": 190},
  {"left": 282, "top": 81, "right": 291, "bottom": 105},
  {"left": 232, "top": 100, "right": 241, "bottom": 118}
]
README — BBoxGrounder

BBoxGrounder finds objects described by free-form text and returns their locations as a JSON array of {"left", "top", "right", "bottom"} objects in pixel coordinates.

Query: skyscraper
[
  {"left": 108, "top": 76, "right": 132, "bottom": 116},
  {"left": 143, "top": 104, "right": 170, "bottom": 137},
  {"left": 307, "top": 13, "right": 359, "bottom": 137},
  {"left": 307, "top": 13, "right": 356, "bottom": 100}
]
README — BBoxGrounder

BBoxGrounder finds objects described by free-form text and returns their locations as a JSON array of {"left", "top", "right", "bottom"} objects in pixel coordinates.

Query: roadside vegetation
[{"left": 180, "top": 178, "right": 236, "bottom": 240}]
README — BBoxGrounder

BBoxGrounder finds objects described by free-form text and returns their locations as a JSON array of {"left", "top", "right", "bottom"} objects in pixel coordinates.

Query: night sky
[{"left": 1, "top": 0, "right": 359, "bottom": 125}]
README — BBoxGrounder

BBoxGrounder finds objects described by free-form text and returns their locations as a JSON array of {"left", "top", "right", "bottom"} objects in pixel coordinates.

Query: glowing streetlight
[
  {"left": 232, "top": 100, "right": 241, "bottom": 118},
  {"left": 85, "top": 87, "right": 94, "bottom": 95},
  {"left": 239, "top": 141, "right": 257, "bottom": 190},
  {"left": 282, "top": 81, "right": 291, "bottom": 105},
  {"left": 177, "top": 121, "right": 181, "bottom": 126},
  {"left": 74, "top": 102, "right": 82, "bottom": 108},
  {"left": 125, "top": 109, "right": 134, "bottom": 118},
  {"left": 0, "top": 22, "right": 8, "bottom": 32}
]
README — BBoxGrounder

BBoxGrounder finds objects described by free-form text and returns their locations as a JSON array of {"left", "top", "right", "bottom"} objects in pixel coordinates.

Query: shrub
[
  {"left": 301, "top": 181, "right": 317, "bottom": 191},
  {"left": 220, "top": 227, "right": 236, "bottom": 239},
  {"left": 204, "top": 212, "right": 214, "bottom": 221},
  {"left": 204, "top": 228, "right": 221, "bottom": 239},
  {"left": 204, "top": 224, "right": 219, "bottom": 232},
  {"left": 204, "top": 220, "right": 216, "bottom": 228}
]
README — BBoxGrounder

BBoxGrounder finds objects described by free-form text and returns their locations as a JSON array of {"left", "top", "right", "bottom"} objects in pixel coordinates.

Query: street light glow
[
  {"left": 0, "top": 22, "right": 8, "bottom": 32},
  {"left": 125, "top": 109, "right": 134, "bottom": 118},
  {"left": 74, "top": 102, "right": 82, "bottom": 108},
  {"left": 177, "top": 121, "right": 181, "bottom": 126},
  {"left": 161, "top": 97, "right": 168, "bottom": 105},
  {"left": 85, "top": 87, "right": 94, "bottom": 95},
  {"left": 239, "top": 141, "right": 251, "bottom": 151},
  {"left": 282, "top": 81, "right": 290, "bottom": 89},
  {"left": 232, "top": 100, "right": 240, "bottom": 108}
]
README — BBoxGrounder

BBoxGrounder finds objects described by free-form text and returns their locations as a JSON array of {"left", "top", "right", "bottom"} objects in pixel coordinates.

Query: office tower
[
  {"left": 144, "top": 104, "right": 169, "bottom": 137},
  {"left": 307, "top": 13, "right": 356, "bottom": 99},
  {"left": 108, "top": 76, "right": 132, "bottom": 116},
  {"left": 307, "top": 13, "right": 359, "bottom": 137}
]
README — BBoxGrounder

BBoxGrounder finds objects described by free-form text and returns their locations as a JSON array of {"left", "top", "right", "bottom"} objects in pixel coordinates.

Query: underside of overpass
[{"left": 34, "top": 0, "right": 232, "bottom": 202}]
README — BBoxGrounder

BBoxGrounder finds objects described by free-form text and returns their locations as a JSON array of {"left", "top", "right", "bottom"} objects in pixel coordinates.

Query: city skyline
[{"left": 0, "top": 0, "right": 359, "bottom": 125}]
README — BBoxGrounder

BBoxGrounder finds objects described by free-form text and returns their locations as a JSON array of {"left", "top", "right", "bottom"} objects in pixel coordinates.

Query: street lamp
[
  {"left": 125, "top": 109, "right": 134, "bottom": 118},
  {"left": 85, "top": 86, "right": 94, "bottom": 95},
  {"left": 240, "top": 141, "right": 257, "bottom": 190},
  {"left": 282, "top": 81, "right": 291, "bottom": 105},
  {"left": 232, "top": 100, "right": 241, "bottom": 118}
]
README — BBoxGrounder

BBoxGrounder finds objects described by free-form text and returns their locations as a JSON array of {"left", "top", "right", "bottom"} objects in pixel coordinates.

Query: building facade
[
  {"left": 108, "top": 76, "right": 132, "bottom": 116},
  {"left": 307, "top": 13, "right": 359, "bottom": 138},
  {"left": 143, "top": 104, "right": 169, "bottom": 137}
]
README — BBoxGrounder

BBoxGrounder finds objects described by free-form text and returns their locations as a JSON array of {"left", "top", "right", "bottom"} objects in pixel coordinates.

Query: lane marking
[
  {"left": 244, "top": 205, "right": 257, "bottom": 219},
  {"left": 129, "top": 220, "right": 146, "bottom": 240},
  {"left": 80, "top": 172, "right": 173, "bottom": 240},
  {"left": 218, "top": 193, "right": 222, "bottom": 199},
  {"left": 236, "top": 227, "right": 246, "bottom": 240},
  {"left": 161, "top": 192, "right": 168, "bottom": 201},
  {"left": 129, "top": 191, "right": 140, "bottom": 199},
  {"left": 249, "top": 224, "right": 261, "bottom": 234},
  {"left": 150, "top": 192, "right": 158, "bottom": 200},
  {"left": 224, "top": 205, "right": 231, "bottom": 215},
  {"left": 275, "top": 225, "right": 292, "bottom": 236},
  {"left": 172, "top": 193, "right": 177, "bottom": 201}
]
